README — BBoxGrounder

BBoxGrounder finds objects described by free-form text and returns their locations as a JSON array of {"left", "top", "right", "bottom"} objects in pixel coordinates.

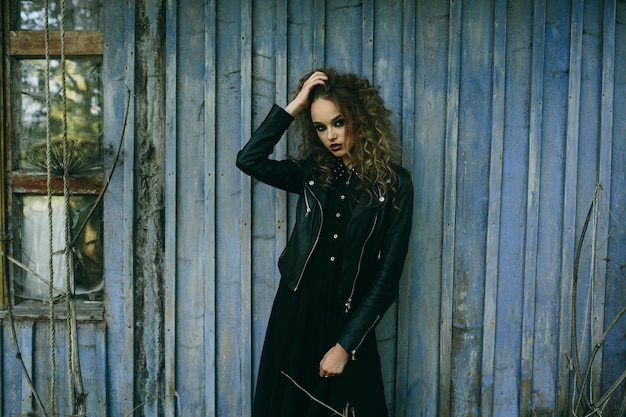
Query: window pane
[
  {"left": 17, "top": 58, "right": 103, "bottom": 173},
  {"left": 17, "top": 0, "right": 103, "bottom": 30},
  {"left": 15, "top": 195, "right": 103, "bottom": 300}
]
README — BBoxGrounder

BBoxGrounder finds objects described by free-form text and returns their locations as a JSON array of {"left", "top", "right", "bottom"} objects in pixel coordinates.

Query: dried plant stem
[
  {"left": 571, "top": 187, "right": 626, "bottom": 416},
  {"left": 281, "top": 371, "right": 352, "bottom": 417}
]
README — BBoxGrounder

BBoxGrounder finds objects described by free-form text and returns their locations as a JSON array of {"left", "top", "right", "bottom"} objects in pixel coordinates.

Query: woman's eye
[
  {"left": 315, "top": 125, "right": 326, "bottom": 132},
  {"left": 334, "top": 119, "right": 345, "bottom": 127}
]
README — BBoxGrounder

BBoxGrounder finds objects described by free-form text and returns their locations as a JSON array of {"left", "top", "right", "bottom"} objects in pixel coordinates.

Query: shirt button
[
  {"left": 330, "top": 256, "right": 336, "bottom": 262},
  {"left": 308, "top": 180, "right": 315, "bottom": 185},
  {"left": 340, "top": 195, "right": 346, "bottom": 200},
  {"left": 379, "top": 196, "right": 385, "bottom": 202},
  {"left": 333, "top": 233, "right": 339, "bottom": 239},
  {"left": 335, "top": 212, "right": 341, "bottom": 218}
]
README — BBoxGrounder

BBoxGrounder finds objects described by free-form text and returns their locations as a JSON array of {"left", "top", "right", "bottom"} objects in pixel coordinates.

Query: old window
[{"left": 1, "top": 0, "right": 104, "bottom": 312}]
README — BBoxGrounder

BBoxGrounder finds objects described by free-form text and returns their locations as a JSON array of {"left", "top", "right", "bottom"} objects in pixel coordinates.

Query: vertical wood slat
[
  {"left": 0, "top": 0, "right": 6, "bottom": 312},
  {"left": 240, "top": 0, "right": 253, "bottom": 414},
  {"left": 439, "top": 0, "right": 462, "bottom": 415},
  {"left": 275, "top": 0, "right": 288, "bottom": 314},
  {"left": 313, "top": 0, "right": 325, "bottom": 67},
  {"left": 0, "top": 325, "right": 3, "bottom": 408},
  {"left": 95, "top": 324, "right": 107, "bottom": 417},
  {"left": 361, "top": 0, "right": 374, "bottom": 80},
  {"left": 557, "top": 0, "right": 584, "bottom": 412},
  {"left": 20, "top": 323, "right": 33, "bottom": 414},
  {"left": 590, "top": 0, "right": 615, "bottom": 401},
  {"left": 215, "top": 0, "right": 242, "bottom": 396},
  {"left": 408, "top": 2, "right": 450, "bottom": 415},
  {"left": 520, "top": 0, "right": 546, "bottom": 412},
  {"left": 164, "top": 0, "right": 177, "bottom": 415},
  {"left": 274, "top": 1, "right": 288, "bottom": 220},
  {"left": 396, "top": 0, "right": 416, "bottom": 414},
  {"left": 121, "top": 0, "right": 136, "bottom": 414},
  {"left": 100, "top": 0, "right": 135, "bottom": 408},
  {"left": 371, "top": 5, "right": 403, "bottom": 413},
  {"left": 204, "top": 0, "right": 218, "bottom": 414},
  {"left": 480, "top": 0, "right": 507, "bottom": 415}
]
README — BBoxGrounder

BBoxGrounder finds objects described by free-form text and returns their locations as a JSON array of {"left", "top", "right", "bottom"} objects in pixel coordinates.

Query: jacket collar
[{"left": 303, "top": 169, "right": 387, "bottom": 218}]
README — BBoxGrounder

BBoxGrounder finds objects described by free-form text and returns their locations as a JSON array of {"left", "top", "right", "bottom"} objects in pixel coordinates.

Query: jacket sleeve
[
  {"left": 336, "top": 169, "right": 414, "bottom": 359},
  {"left": 236, "top": 104, "right": 303, "bottom": 194}
]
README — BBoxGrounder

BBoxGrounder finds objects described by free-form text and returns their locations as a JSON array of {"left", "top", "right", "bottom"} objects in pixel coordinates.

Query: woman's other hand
[
  {"left": 319, "top": 343, "right": 349, "bottom": 378},
  {"left": 285, "top": 71, "right": 327, "bottom": 116}
]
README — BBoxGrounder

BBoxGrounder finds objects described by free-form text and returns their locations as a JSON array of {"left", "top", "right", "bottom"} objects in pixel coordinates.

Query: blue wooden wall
[{"left": 1, "top": 0, "right": 625, "bottom": 416}]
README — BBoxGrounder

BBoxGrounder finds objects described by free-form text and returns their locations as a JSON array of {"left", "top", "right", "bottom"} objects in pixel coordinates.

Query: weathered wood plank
[
  {"left": 10, "top": 174, "right": 103, "bottom": 195},
  {"left": 274, "top": 0, "right": 289, "bottom": 277},
  {"left": 600, "top": 1, "right": 626, "bottom": 412},
  {"left": 239, "top": 2, "right": 253, "bottom": 415},
  {"left": 74, "top": 322, "right": 101, "bottom": 415},
  {"left": 203, "top": 0, "right": 218, "bottom": 415},
  {"left": 369, "top": 3, "right": 405, "bottom": 415},
  {"left": 0, "top": 325, "right": 3, "bottom": 409},
  {"left": 361, "top": 0, "right": 374, "bottom": 80},
  {"left": 20, "top": 322, "right": 34, "bottom": 414},
  {"left": 0, "top": 16, "right": 6, "bottom": 311},
  {"left": 492, "top": 1, "right": 536, "bottom": 415},
  {"left": 573, "top": 0, "right": 606, "bottom": 403},
  {"left": 94, "top": 323, "right": 107, "bottom": 417},
  {"left": 481, "top": 0, "right": 506, "bottom": 414},
  {"left": 395, "top": 0, "right": 416, "bottom": 414},
  {"left": 450, "top": 1, "right": 493, "bottom": 414},
  {"left": 520, "top": 0, "right": 546, "bottom": 413},
  {"left": 402, "top": 1, "right": 449, "bottom": 415},
  {"left": 174, "top": 0, "right": 212, "bottom": 410},
  {"left": 249, "top": 0, "right": 283, "bottom": 390},
  {"left": 313, "top": 0, "right": 326, "bottom": 67},
  {"left": 557, "top": 0, "right": 583, "bottom": 412},
  {"left": 100, "top": 0, "right": 136, "bottom": 415},
  {"left": 215, "top": 0, "right": 248, "bottom": 414},
  {"left": 2, "top": 323, "right": 22, "bottom": 416},
  {"left": 164, "top": 0, "right": 177, "bottom": 415},
  {"left": 439, "top": 0, "right": 462, "bottom": 414},
  {"left": 9, "top": 31, "right": 103, "bottom": 56},
  {"left": 326, "top": 0, "right": 361, "bottom": 72},
  {"left": 531, "top": 0, "right": 572, "bottom": 413},
  {"left": 588, "top": 0, "right": 616, "bottom": 400}
]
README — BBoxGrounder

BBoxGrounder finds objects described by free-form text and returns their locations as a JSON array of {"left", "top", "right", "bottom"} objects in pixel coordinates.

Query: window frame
[{"left": 1, "top": 0, "right": 105, "bottom": 319}]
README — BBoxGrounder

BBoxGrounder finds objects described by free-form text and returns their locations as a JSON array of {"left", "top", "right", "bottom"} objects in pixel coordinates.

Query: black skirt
[{"left": 252, "top": 177, "right": 389, "bottom": 417}]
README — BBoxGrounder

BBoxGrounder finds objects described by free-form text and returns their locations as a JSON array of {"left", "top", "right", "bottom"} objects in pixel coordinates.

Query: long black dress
[{"left": 253, "top": 159, "right": 389, "bottom": 417}]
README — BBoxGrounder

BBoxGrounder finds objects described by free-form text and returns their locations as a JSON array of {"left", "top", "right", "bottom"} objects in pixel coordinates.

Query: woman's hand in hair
[{"left": 285, "top": 71, "right": 327, "bottom": 116}]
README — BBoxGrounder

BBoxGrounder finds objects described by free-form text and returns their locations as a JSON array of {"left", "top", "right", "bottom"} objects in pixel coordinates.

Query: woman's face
[{"left": 310, "top": 98, "right": 354, "bottom": 166}]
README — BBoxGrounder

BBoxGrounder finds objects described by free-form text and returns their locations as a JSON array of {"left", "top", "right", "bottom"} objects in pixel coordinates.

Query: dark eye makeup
[{"left": 313, "top": 117, "right": 345, "bottom": 132}]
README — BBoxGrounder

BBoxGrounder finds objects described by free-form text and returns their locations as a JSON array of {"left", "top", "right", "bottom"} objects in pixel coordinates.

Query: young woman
[{"left": 236, "top": 68, "right": 413, "bottom": 417}]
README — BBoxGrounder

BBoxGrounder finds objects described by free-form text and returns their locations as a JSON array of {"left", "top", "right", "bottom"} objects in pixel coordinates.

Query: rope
[
  {"left": 57, "top": 1, "right": 86, "bottom": 413},
  {"left": 58, "top": 0, "right": 77, "bottom": 412},
  {"left": 43, "top": 1, "right": 57, "bottom": 415},
  {"left": 579, "top": 186, "right": 600, "bottom": 403},
  {"left": 587, "top": 185, "right": 600, "bottom": 403},
  {"left": 574, "top": 184, "right": 602, "bottom": 416}
]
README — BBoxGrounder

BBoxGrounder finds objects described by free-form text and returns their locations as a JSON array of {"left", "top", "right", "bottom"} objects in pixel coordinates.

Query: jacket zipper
[
  {"left": 294, "top": 186, "right": 323, "bottom": 292},
  {"left": 351, "top": 315, "right": 381, "bottom": 360},
  {"left": 344, "top": 214, "right": 378, "bottom": 313},
  {"left": 304, "top": 190, "right": 312, "bottom": 216}
]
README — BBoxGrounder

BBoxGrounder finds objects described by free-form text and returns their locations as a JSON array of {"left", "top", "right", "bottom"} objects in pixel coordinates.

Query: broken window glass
[{"left": 15, "top": 195, "right": 103, "bottom": 300}]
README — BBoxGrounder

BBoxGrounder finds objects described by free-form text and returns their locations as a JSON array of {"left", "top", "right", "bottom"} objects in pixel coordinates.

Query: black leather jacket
[{"left": 236, "top": 104, "right": 413, "bottom": 359}]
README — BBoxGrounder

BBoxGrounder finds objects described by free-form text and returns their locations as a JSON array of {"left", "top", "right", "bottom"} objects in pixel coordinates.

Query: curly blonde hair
[{"left": 293, "top": 68, "right": 400, "bottom": 199}]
